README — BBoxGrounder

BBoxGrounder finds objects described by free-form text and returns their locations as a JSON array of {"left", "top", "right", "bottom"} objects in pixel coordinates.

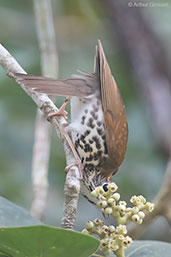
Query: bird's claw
[
  {"left": 47, "top": 97, "right": 70, "bottom": 121},
  {"left": 47, "top": 109, "right": 68, "bottom": 121},
  {"left": 65, "top": 160, "right": 83, "bottom": 179}
]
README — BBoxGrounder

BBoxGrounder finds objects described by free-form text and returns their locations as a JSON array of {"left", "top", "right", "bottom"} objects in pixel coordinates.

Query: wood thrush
[{"left": 14, "top": 40, "right": 128, "bottom": 204}]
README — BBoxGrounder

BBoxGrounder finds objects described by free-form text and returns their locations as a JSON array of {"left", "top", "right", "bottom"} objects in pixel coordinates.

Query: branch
[
  {"left": 0, "top": 43, "right": 81, "bottom": 229},
  {"left": 33, "top": 0, "right": 58, "bottom": 77},
  {"left": 30, "top": 108, "right": 51, "bottom": 220},
  {"left": 30, "top": 0, "right": 59, "bottom": 220},
  {"left": 128, "top": 152, "right": 171, "bottom": 238},
  {"left": 61, "top": 147, "right": 81, "bottom": 229}
]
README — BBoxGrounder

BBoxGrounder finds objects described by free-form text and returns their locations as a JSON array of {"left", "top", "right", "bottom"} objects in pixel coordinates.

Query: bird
[{"left": 14, "top": 40, "right": 128, "bottom": 204}]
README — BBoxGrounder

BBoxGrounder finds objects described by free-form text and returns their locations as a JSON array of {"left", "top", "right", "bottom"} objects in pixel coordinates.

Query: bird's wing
[
  {"left": 95, "top": 40, "right": 128, "bottom": 175},
  {"left": 13, "top": 73, "right": 93, "bottom": 97}
]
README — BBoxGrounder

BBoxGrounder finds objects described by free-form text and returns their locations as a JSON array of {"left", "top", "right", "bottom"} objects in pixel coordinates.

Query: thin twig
[
  {"left": 92, "top": 254, "right": 103, "bottom": 257},
  {"left": 0, "top": 43, "right": 81, "bottom": 229},
  {"left": 30, "top": 0, "right": 58, "bottom": 220}
]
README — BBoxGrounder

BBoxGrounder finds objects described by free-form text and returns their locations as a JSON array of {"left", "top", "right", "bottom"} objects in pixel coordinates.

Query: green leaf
[
  {"left": 0, "top": 225, "right": 99, "bottom": 257},
  {"left": 125, "top": 240, "right": 171, "bottom": 257},
  {"left": 0, "top": 196, "right": 41, "bottom": 227},
  {"left": 0, "top": 197, "right": 99, "bottom": 257},
  {"left": 0, "top": 250, "right": 11, "bottom": 257}
]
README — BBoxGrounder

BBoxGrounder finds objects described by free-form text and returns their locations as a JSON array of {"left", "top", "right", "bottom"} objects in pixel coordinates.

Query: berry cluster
[
  {"left": 91, "top": 182, "right": 154, "bottom": 225},
  {"left": 82, "top": 182, "right": 154, "bottom": 257},
  {"left": 83, "top": 219, "right": 132, "bottom": 256}
]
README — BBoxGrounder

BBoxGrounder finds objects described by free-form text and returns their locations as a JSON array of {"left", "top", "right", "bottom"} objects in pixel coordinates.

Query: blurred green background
[{"left": 0, "top": 0, "right": 170, "bottom": 242}]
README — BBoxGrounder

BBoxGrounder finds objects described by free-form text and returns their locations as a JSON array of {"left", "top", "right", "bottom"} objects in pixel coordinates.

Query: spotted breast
[{"left": 70, "top": 96, "right": 108, "bottom": 167}]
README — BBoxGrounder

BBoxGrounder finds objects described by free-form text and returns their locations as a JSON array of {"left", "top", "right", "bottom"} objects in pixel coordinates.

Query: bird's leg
[
  {"left": 63, "top": 128, "right": 83, "bottom": 179},
  {"left": 47, "top": 96, "right": 83, "bottom": 178},
  {"left": 47, "top": 96, "right": 70, "bottom": 121}
]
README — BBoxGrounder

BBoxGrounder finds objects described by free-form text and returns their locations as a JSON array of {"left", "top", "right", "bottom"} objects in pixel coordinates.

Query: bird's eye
[{"left": 102, "top": 183, "right": 109, "bottom": 192}]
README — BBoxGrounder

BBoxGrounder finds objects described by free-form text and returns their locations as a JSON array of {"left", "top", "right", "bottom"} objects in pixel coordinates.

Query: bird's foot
[
  {"left": 47, "top": 97, "right": 70, "bottom": 121},
  {"left": 65, "top": 159, "right": 83, "bottom": 179}
]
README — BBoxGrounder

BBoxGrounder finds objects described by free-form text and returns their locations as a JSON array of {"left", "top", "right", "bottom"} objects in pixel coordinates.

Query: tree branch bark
[
  {"left": 30, "top": 0, "right": 59, "bottom": 220},
  {"left": 0, "top": 43, "right": 80, "bottom": 229}
]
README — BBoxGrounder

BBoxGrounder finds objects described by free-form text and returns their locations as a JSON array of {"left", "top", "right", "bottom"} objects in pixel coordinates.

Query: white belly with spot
[{"left": 69, "top": 96, "right": 107, "bottom": 167}]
